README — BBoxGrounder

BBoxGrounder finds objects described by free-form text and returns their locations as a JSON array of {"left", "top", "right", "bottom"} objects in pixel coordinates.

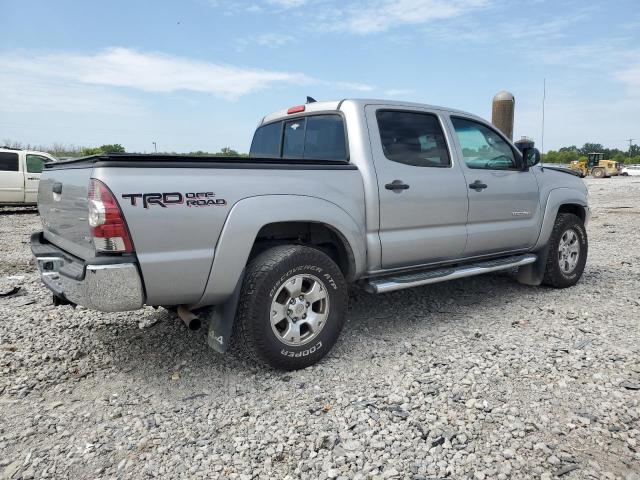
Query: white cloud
[
  {"left": 325, "top": 0, "right": 490, "bottom": 34},
  {"left": 267, "top": 0, "right": 307, "bottom": 7},
  {"left": 385, "top": 88, "right": 414, "bottom": 97},
  {"left": 331, "top": 81, "right": 375, "bottom": 92},
  {"left": 0, "top": 71, "right": 143, "bottom": 115},
  {"left": 0, "top": 48, "right": 311, "bottom": 102},
  {"left": 0, "top": 48, "right": 382, "bottom": 113},
  {"left": 236, "top": 33, "right": 296, "bottom": 50},
  {"left": 615, "top": 64, "right": 640, "bottom": 90}
]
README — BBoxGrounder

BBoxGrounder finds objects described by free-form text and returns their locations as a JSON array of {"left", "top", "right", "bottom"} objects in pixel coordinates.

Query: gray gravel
[{"left": 1, "top": 178, "right": 639, "bottom": 479}]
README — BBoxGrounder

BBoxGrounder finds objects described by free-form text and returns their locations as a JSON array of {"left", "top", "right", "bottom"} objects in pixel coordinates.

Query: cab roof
[{"left": 260, "top": 98, "right": 485, "bottom": 126}]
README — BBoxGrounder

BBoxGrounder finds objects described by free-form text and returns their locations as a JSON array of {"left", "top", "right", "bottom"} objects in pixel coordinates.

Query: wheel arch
[
  {"left": 250, "top": 221, "right": 357, "bottom": 281},
  {"left": 534, "top": 188, "right": 589, "bottom": 251},
  {"left": 519, "top": 189, "right": 588, "bottom": 287},
  {"left": 195, "top": 195, "right": 366, "bottom": 306}
]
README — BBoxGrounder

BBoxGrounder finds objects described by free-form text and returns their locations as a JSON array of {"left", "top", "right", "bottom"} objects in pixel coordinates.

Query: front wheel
[
  {"left": 542, "top": 213, "right": 588, "bottom": 288},
  {"left": 232, "top": 245, "right": 348, "bottom": 370}
]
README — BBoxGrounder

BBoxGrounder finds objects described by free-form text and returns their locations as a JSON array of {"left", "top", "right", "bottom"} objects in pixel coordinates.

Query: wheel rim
[
  {"left": 557, "top": 228, "right": 581, "bottom": 274},
  {"left": 270, "top": 274, "right": 330, "bottom": 347}
]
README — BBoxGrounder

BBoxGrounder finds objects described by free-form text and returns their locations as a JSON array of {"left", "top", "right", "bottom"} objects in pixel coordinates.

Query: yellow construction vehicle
[{"left": 569, "top": 153, "right": 621, "bottom": 178}]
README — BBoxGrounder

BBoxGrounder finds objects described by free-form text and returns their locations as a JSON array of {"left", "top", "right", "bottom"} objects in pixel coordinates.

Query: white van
[{"left": 0, "top": 147, "right": 57, "bottom": 206}]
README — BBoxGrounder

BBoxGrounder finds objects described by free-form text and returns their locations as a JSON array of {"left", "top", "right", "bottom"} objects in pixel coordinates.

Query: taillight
[
  {"left": 88, "top": 179, "right": 134, "bottom": 253},
  {"left": 287, "top": 105, "right": 305, "bottom": 114}
]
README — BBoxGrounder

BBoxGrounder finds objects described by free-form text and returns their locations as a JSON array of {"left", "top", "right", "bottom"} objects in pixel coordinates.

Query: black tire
[
  {"left": 232, "top": 245, "right": 348, "bottom": 370},
  {"left": 592, "top": 168, "right": 604, "bottom": 178},
  {"left": 542, "top": 213, "right": 588, "bottom": 288}
]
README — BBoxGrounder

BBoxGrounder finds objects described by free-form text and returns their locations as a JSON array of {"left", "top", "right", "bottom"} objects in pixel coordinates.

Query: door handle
[
  {"left": 52, "top": 182, "right": 63, "bottom": 194},
  {"left": 385, "top": 180, "right": 410, "bottom": 192},
  {"left": 468, "top": 180, "right": 488, "bottom": 191}
]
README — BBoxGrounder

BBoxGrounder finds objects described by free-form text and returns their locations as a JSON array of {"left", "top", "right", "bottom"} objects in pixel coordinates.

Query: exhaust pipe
[{"left": 177, "top": 305, "right": 201, "bottom": 331}]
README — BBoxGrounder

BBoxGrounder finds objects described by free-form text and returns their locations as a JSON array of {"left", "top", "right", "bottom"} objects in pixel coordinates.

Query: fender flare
[
  {"left": 195, "top": 194, "right": 366, "bottom": 306},
  {"left": 533, "top": 187, "right": 588, "bottom": 251}
]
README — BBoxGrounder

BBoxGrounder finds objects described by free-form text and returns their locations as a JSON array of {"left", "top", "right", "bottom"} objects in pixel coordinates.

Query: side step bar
[{"left": 365, "top": 254, "right": 537, "bottom": 294}]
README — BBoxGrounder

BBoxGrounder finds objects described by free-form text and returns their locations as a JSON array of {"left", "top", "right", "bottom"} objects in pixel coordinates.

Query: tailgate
[{"left": 38, "top": 166, "right": 94, "bottom": 260}]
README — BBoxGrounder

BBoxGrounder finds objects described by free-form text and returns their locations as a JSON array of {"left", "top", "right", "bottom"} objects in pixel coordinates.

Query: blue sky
[{"left": 1, "top": 0, "right": 638, "bottom": 153}]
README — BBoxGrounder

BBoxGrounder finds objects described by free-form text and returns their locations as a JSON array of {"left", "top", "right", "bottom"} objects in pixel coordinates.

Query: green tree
[
  {"left": 580, "top": 143, "right": 604, "bottom": 155},
  {"left": 82, "top": 144, "right": 126, "bottom": 155},
  {"left": 99, "top": 143, "right": 125, "bottom": 153},
  {"left": 613, "top": 153, "right": 626, "bottom": 164},
  {"left": 543, "top": 150, "right": 560, "bottom": 163}
]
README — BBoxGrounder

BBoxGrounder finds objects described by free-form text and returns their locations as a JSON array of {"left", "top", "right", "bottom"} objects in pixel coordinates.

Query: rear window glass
[
  {"left": 283, "top": 119, "right": 306, "bottom": 157},
  {"left": 0, "top": 152, "right": 19, "bottom": 172},
  {"left": 250, "top": 114, "right": 347, "bottom": 161},
  {"left": 250, "top": 121, "right": 281, "bottom": 157},
  {"left": 304, "top": 116, "right": 347, "bottom": 160}
]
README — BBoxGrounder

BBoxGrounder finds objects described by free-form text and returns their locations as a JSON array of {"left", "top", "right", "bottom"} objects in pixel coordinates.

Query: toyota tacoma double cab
[{"left": 32, "top": 99, "right": 589, "bottom": 370}]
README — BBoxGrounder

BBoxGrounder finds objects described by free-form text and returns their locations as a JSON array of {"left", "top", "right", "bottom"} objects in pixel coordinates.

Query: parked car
[
  {"left": 621, "top": 165, "right": 640, "bottom": 176},
  {"left": 31, "top": 99, "right": 590, "bottom": 370},
  {"left": 0, "top": 147, "right": 57, "bottom": 206}
]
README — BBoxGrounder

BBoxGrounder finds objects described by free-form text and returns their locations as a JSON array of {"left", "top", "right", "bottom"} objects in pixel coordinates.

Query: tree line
[
  {"left": 3, "top": 139, "right": 639, "bottom": 165},
  {"left": 543, "top": 143, "right": 640, "bottom": 165},
  {"left": 2, "top": 140, "right": 246, "bottom": 158}
]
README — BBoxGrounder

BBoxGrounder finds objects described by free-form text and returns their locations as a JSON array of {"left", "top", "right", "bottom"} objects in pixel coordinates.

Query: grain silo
[{"left": 492, "top": 91, "right": 515, "bottom": 141}]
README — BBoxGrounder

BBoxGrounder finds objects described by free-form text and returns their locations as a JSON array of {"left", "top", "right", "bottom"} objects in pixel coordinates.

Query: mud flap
[
  {"left": 516, "top": 244, "right": 549, "bottom": 286},
  {"left": 206, "top": 270, "right": 244, "bottom": 353}
]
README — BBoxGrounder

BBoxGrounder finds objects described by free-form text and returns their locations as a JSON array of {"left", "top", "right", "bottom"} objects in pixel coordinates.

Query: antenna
[{"left": 541, "top": 78, "right": 546, "bottom": 160}]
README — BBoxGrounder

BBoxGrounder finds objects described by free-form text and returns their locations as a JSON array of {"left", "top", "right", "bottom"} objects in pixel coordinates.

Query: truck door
[
  {"left": 24, "top": 154, "right": 50, "bottom": 203},
  {"left": 0, "top": 151, "right": 24, "bottom": 203},
  {"left": 365, "top": 106, "right": 469, "bottom": 269},
  {"left": 447, "top": 115, "right": 541, "bottom": 256}
]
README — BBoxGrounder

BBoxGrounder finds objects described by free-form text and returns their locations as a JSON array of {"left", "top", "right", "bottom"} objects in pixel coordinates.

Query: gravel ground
[{"left": 1, "top": 178, "right": 639, "bottom": 480}]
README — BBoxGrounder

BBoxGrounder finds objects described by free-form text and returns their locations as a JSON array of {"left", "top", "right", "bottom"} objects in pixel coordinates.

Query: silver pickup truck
[{"left": 32, "top": 99, "right": 589, "bottom": 370}]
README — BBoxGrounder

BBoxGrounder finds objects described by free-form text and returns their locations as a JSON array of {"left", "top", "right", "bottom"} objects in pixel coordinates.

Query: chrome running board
[{"left": 365, "top": 254, "right": 537, "bottom": 294}]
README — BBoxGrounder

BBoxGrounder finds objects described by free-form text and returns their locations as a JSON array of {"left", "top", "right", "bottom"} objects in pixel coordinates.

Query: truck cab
[{"left": 0, "top": 147, "right": 56, "bottom": 206}]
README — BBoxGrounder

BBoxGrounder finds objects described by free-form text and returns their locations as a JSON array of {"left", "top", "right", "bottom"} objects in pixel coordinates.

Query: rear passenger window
[
  {"left": 376, "top": 111, "right": 450, "bottom": 167},
  {"left": 250, "top": 122, "right": 281, "bottom": 157},
  {"left": 0, "top": 152, "right": 19, "bottom": 171}
]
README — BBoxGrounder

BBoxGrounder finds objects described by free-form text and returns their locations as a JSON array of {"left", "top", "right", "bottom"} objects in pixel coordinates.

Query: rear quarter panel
[{"left": 94, "top": 165, "right": 365, "bottom": 306}]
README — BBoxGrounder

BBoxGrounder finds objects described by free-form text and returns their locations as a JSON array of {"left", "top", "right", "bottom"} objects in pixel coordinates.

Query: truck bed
[
  {"left": 38, "top": 152, "right": 365, "bottom": 306},
  {"left": 45, "top": 153, "right": 357, "bottom": 170}
]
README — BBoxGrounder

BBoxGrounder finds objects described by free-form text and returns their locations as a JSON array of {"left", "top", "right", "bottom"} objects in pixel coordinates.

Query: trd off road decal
[{"left": 121, "top": 192, "right": 227, "bottom": 208}]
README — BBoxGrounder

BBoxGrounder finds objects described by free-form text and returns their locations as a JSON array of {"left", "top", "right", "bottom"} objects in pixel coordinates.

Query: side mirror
[{"left": 522, "top": 147, "right": 541, "bottom": 170}]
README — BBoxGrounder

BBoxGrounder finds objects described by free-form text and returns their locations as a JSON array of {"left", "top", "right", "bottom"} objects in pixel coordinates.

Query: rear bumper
[{"left": 31, "top": 232, "right": 145, "bottom": 312}]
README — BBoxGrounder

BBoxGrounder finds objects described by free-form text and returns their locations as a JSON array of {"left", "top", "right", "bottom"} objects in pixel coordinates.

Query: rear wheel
[
  {"left": 542, "top": 213, "right": 588, "bottom": 288},
  {"left": 232, "top": 245, "right": 347, "bottom": 370},
  {"left": 592, "top": 168, "right": 604, "bottom": 178}
]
